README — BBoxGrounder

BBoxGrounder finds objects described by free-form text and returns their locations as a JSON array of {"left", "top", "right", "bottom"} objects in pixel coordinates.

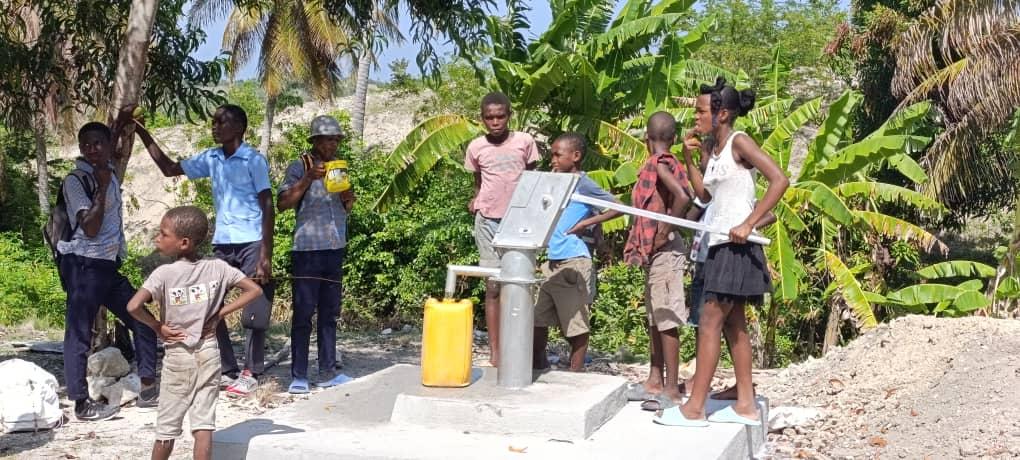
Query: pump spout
[{"left": 444, "top": 265, "right": 501, "bottom": 299}]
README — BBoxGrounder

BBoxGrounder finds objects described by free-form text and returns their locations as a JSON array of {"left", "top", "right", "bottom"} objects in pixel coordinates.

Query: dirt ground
[
  {"left": 0, "top": 323, "right": 656, "bottom": 460},
  {"left": 3, "top": 315, "right": 1018, "bottom": 459}
]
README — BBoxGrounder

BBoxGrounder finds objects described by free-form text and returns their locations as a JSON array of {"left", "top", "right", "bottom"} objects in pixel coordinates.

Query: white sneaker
[{"left": 225, "top": 371, "right": 258, "bottom": 397}]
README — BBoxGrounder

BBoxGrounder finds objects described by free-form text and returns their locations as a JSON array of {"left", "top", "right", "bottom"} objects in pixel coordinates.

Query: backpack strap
[
  {"left": 296, "top": 153, "right": 315, "bottom": 211},
  {"left": 300, "top": 153, "right": 314, "bottom": 173},
  {"left": 65, "top": 170, "right": 97, "bottom": 235}
]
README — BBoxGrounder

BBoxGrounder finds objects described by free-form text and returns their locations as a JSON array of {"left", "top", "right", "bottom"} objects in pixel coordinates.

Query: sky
[
  {"left": 189, "top": 0, "right": 849, "bottom": 82},
  {"left": 190, "top": 2, "right": 549, "bottom": 81}
]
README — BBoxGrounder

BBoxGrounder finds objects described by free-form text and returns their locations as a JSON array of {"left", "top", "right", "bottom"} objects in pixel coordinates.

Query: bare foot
[
  {"left": 731, "top": 401, "right": 760, "bottom": 421},
  {"left": 710, "top": 383, "right": 756, "bottom": 400},
  {"left": 663, "top": 387, "right": 685, "bottom": 405},
  {"left": 642, "top": 380, "right": 664, "bottom": 395},
  {"left": 679, "top": 402, "right": 706, "bottom": 421}
]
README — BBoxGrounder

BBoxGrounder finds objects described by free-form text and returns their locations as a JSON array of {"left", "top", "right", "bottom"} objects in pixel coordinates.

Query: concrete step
[{"left": 213, "top": 364, "right": 767, "bottom": 460}]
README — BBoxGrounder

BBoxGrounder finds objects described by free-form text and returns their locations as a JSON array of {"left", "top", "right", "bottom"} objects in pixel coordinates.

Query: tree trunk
[
  {"left": 33, "top": 117, "right": 50, "bottom": 216},
  {"left": 0, "top": 139, "right": 6, "bottom": 204},
  {"left": 100, "top": 0, "right": 158, "bottom": 352},
  {"left": 747, "top": 306, "right": 766, "bottom": 368},
  {"left": 987, "top": 196, "right": 1020, "bottom": 318},
  {"left": 109, "top": 0, "right": 158, "bottom": 180},
  {"left": 764, "top": 297, "right": 781, "bottom": 368},
  {"left": 822, "top": 301, "right": 843, "bottom": 355},
  {"left": 351, "top": 49, "right": 372, "bottom": 143},
  {"left": 259, "top": 95, "right": 276, "bottom": 158}
]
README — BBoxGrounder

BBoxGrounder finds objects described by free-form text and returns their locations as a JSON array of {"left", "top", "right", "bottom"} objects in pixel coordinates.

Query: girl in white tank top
[
  {"left": 702, "top": 130, "right": 758, "bottom": 247},
  {"left": 652, "top": 78, "right": 789, "bottom": 429}
]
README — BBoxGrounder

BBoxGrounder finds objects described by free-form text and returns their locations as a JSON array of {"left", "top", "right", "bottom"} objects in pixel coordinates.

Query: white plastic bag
[{"left": 0, "top": 359, "right": 63, "bottom": 433}]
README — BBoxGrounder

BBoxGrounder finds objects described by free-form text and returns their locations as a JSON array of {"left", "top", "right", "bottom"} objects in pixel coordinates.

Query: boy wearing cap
[
  {"left": 136, "top": 104, "right": 275, "bottom": 397},
  {"left": 277, "top": 115, "right": 355, "bottom": 393}
]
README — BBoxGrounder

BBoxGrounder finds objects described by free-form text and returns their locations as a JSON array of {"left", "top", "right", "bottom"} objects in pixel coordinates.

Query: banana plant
[
  {"left": 761, "top": 91, "right": 947, "bottom": 350},
  {"left": 374, "top": 0, "right": 722, "bottom": 210},
  {"left": 882, "top": 260, "right": 997, "bottom": 317}
]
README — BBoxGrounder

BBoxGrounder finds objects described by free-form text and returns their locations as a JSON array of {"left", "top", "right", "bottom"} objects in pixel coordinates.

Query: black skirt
[{"left": 702, "top": 242, "right": 771, "bottom": 305}]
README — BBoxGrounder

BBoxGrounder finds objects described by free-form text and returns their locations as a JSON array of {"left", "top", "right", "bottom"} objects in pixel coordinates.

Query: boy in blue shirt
[
  {"left": 532, "top": 133, "right": 621, "bottom": 372},
  {"left": 135, "top": 104, "right": 274, "bottom": 397}
]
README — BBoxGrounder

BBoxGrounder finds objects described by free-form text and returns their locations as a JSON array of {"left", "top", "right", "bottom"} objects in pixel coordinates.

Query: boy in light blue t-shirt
[{"left": 532, "top": 133, "right": 621, "bottom": 372}]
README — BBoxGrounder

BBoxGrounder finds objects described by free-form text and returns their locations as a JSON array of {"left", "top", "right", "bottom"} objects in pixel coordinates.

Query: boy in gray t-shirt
[{"left": 128, "top": 206, "right": 262, "bottom": 460}]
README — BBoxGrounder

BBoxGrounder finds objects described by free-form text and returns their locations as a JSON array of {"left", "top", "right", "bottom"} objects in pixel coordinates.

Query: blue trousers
[
  {"left": 59, "top": 254, "right": 157, "bottom": 401},
  {"left": 290, "top": 248, "right": 345, "bottom": 380}
]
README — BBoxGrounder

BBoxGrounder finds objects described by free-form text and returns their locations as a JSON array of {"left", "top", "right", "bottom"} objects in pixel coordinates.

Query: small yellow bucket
[{"left": 324, "top": 160, "right": 350, "bottom": 193}]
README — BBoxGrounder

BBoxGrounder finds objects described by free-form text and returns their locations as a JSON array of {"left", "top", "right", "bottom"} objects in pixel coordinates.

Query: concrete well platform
[
  {"left": 390, "top": 364, "right": 627, "bottom": 439},
  {"left": 213, "top": 364, "right": 767, "bottom": 460}
]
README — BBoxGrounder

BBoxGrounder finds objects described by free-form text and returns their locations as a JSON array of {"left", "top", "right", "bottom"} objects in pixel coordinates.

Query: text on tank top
[{"left": 703, "top": 131, "right": 758, "bottom": 247}]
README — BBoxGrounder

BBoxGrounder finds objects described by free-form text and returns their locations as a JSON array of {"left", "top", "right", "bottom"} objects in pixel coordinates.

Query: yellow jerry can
[{"left": 421, "top": 298, "right": 473, "bottom": 387}]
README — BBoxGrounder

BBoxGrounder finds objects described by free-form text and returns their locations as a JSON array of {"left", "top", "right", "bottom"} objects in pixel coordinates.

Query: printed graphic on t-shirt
[
  {"left": 169, "top": 288, "right": 187, "bottom": 306},
  {"left": 188, "top": 284, "right": 209, "bottom": 304},
  {"left": 209, "top": 280, "right": 220, "bottom": 295}
]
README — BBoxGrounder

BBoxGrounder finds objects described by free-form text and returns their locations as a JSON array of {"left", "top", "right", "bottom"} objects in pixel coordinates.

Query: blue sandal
[
  {"left": 707, "top": 406, "right": 761, "bottom": 426},
  {"left": 288, "top": 378, "right": 310, "bottom": 394},
  {"left": 652, "top": 406, "right": 708, "bottom": 427},
  {"left": 315, "top": 373, "right": 353, "bottom": 388}
]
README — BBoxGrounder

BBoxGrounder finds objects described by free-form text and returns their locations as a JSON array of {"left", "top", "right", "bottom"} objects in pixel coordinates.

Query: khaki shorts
[
  {"left": 473, "top": 213, "right": 502, "bottom": 268},
  {"left": 535, "top": 257, "right": 593, "bottom": 338},
  {"left": 645, "top": 239, "right": 690, "bottom": 332},
  {"left": 156, "top": 338, "right": 220, "bottom": 440}
]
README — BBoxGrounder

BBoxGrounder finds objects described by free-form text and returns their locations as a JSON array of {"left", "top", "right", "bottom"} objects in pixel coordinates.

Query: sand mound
[{"left": 762, "top": 315, "right": 1020, "bottom": 459}]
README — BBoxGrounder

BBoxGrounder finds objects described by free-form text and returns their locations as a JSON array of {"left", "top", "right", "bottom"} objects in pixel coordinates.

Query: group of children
[
  {"left": 57, "top": 108, "right": 354, "bottom": 459},
  {"left": 467, "top": 79, "right": 788, "bottom": 428},
  {"left": 55, "top": 76, "right": 786, "bottom": 459}
]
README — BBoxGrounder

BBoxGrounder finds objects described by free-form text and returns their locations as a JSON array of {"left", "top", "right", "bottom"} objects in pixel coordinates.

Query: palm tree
[
  {"left": 890, "top": 0, "right": 1020, "bottom": 206},
  {"left": 350, "top": 4, "right": 403, "bottom": 143},
  {"left": 189, "top": 0, "right": 353, "bottom": 156}
]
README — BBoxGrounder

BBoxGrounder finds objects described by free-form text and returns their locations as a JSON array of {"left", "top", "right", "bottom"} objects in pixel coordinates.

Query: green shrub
[
  {"left": 589, "top": 262, "right": 649, "bottom": 359},
  {"left": 0, "top": 232, "right": 65, "bottom": 326}
]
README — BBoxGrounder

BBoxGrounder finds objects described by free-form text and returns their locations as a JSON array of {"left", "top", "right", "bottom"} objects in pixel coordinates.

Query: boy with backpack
[
  {"left": 49, "top": 120, "right": 158, "bottom": 421},
  {"left": 277, "top": 115, "right": 356, "bottom": 393},
  {"left": 126, "top": 206, "right": 263, "bottom": 460}
]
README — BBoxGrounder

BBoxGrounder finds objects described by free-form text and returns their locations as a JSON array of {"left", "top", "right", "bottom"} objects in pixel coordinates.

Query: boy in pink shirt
[{"left": 464, "top": 92, "right": 540, "bottom": 367}]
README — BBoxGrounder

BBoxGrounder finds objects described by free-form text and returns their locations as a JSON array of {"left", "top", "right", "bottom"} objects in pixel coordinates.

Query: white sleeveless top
[{"left": 703, "top": 131, "right": 758, "bottom": 247}]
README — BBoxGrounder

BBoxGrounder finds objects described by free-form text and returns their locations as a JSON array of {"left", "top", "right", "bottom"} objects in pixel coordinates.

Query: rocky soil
[{"left": 759, "top": 315, "right": 1020, "bottom": 459}]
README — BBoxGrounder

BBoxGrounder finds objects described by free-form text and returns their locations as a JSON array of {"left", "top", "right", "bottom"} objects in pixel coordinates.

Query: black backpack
[{"left": 43, "top": 170, "right": 96, "bottom": 262}]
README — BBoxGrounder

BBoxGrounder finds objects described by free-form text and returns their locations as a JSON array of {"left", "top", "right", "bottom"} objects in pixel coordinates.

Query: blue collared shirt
[
  {"left": 279, "top": 156, "right": 348, "bottom": 251},
  {"left": 181, "top": 143, "right": 271, "bottom": 244},
  {"left": 58, "top": 159, "right": 127, "bottom": 261}
]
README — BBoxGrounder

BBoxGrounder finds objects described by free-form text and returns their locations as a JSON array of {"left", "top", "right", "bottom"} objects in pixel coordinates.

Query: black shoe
[
  {"left": 136, "top": 383, "right": 159, "bottom": 410},
  {"left": 74, "top": 398, "right": 119, "bottom": 422}
]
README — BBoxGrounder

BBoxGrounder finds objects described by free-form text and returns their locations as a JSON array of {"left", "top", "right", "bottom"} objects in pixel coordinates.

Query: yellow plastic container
[
  {"left": 421, "top": 298, "right": 473, "bottom": 387},
  {"left": 324, "top": 160, "right": 351, "bottom": 193}
]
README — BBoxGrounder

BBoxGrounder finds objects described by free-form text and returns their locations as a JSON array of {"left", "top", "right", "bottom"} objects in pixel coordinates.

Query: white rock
[
  {"left": 86, "top": 376, "right": 116, "bottom": 401},
  {"left": 381, "top": 328, "right": 393, "bottom": 335},
  {"left": 101, "top": 373, "right": 141, "bottom": 406},
  {"left": 769, "top": 406, "right": 824, "bottom": 431},
  {"left": 87, "top": 347, "right": 131, "bottom": 378},
  {"left": 402, "top": 324, "right": 412, "bottom": 333}
]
